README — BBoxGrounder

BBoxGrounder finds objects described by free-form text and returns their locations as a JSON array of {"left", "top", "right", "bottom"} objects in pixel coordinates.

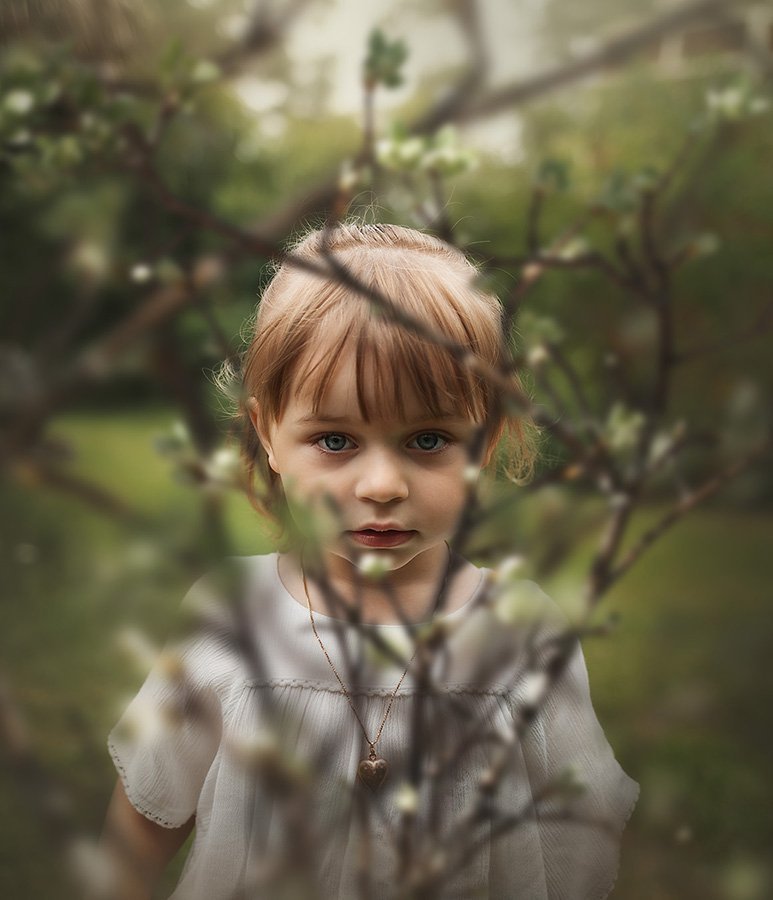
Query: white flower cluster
[
  {"left": 357, "top": 551, "right": 393, "bottom": 580},
  {"left": 115, "top": 626, "right": 160, "bottom": 674},
  {"left": 706, "top": 85, "right": 769, "bottom": 122},
  {"left": 604, "top": 402, "right": 646, "bottom": 454},
  {"left": 395, "top": 782, "right": 419, "bottom": 814},
  {"left": 3, "top": 89, "right": 35, "bottom": 115},
  {"left": 204, "top": 446, "right": 241, "bottom": 486},
  {"left": 377, "top": 126, "right": 478, "bottom": 177}
]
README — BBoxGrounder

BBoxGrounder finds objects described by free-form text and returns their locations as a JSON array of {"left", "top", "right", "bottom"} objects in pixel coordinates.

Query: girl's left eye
[{"left": 408, "top": 432, "right": 447, "bottom": 452}]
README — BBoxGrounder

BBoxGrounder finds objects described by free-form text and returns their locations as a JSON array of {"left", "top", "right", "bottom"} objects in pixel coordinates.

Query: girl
[{"left": 103, "top": 223, "right": 638, "bottom": 899}]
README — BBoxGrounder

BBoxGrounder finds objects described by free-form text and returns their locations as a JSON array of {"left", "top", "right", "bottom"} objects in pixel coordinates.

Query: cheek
[
  {"left": 280, "top": 482, "right": 348, "bottom": 546},
  {"left": 421, "top": 466, "right": 469, "bottom": 516},
  {"left": 280, "top": 464, "right": 349, "bottom": 521},
  {"left": 280, "top": 458, "right": 345, "bottom": 501}
]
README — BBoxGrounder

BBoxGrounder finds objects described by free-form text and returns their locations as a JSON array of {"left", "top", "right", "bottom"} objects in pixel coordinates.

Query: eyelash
[{"left": 314, "top": 432, "right": 450, "bottom": 454}]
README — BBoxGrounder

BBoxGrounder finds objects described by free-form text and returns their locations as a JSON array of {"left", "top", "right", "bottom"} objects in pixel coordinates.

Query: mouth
[{"left": 347, "top": 528, "right": 417, "bottom": 549}]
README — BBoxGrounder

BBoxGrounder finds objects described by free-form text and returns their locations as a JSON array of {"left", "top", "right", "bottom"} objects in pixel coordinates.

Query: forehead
[
  {"left": 287, "top": 319, "right": 481, "bottom": 425},
  {"left": 291, "top": 344, "right": 449, "bottom": 423}
]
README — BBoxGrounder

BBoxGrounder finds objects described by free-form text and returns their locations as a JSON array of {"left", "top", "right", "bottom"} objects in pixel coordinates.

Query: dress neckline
[{"left": 271, "top": 552, "right": 488, "bottom": 629}]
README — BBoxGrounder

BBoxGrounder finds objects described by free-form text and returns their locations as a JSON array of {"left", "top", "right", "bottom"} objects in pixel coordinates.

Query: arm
[{"left": 100, "top": 779, "right": 195, "bottom": 900}]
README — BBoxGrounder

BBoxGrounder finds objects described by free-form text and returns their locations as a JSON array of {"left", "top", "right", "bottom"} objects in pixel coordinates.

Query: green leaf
[
  {"left": 598, "top": 169, "right": 637, "bottom": 213},
  {"left": 364, "top": 28, "right": 408, "bottom": 89},
  {"left": 535, "top": 158, "right": 571, "bottom": 193}
]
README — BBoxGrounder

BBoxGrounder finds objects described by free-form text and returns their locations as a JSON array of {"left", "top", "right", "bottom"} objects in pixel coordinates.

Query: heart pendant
[{"left": 357, "top": 755, "right": 388, "bottom": 790}]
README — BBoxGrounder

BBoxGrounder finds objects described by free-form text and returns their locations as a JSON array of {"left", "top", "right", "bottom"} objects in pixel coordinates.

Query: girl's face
[{"left": 254, "top": 343, "right": 485, "bottom": 577}]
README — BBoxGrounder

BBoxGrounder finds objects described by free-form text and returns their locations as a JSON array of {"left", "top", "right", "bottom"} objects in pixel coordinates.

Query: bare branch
[
  {"left": 214, "top": 0, "right": 316, "bottom": 78},
  {"left": 439, "top": 0, "right": 740, "bottom": 127},
  {"left": 8, "top": 455, "right": 147, "bottom": 525},
  {"left": 604, "top": 437, "right": 772, "bottom": 593}
]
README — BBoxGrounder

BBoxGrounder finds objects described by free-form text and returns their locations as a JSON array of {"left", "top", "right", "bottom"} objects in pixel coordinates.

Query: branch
[
  {"left": 439, "top": 0, "right": 739, "bottom": 127},
  {"left": 10, "top": 457, "right": 147, "bottom": 526},
  {"left": 545, "top": 342, "right": 601, "bottom": 432},
  {"left": 603, "top": 438, "right": 772, "bottom": 593}
]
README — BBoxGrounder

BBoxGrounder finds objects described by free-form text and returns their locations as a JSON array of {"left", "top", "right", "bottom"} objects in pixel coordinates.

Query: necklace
[{"left": 300, "top": 548, "right": 452, "bottom": 791}]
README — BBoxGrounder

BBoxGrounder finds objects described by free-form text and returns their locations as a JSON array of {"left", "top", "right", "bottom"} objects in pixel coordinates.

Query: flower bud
[
  {"left": 357, "top": 552, "right": 392, "bottom": 580},
  {"left": 395, "top": 782, "right": 418, "bottom": 814}
]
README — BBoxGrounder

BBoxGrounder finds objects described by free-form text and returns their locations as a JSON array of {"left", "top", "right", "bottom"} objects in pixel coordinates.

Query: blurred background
[{"left": 1, "top": 0, "right": 772, "bottom": 897}]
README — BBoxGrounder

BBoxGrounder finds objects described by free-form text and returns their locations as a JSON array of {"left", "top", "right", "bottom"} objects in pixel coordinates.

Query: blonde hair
[{"left": 227, "top": 223, "right": 537, "bottom": 522}]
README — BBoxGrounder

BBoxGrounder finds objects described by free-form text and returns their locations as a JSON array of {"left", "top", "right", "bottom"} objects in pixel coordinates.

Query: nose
[{"left": 354, "top": 449, "right": 409, "bottom": 503}]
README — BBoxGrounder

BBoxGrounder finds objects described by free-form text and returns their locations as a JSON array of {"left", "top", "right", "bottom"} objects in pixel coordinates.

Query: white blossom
[
  {"left": 130, "top": 262, "right": 153, "bottom": 283},
  {"left": 706, "top": 87, "right": 745, "bottom": 121},
  {"left": 231, "top": 730, "right": 280, "bottom": 766},
  {"left": 493, "top": 579, "right": 549, "bottom": 625},
  {"left": 605, "top": 402, "right": 645, "bottom": 453},
  {"left": 463, "top": 464, "right": 480, "bottom": 485},
  {"left": 66, "top": 837, "right": 117, "bottom": 898},
  {"left": 118, "top": 695, "right": 176, "bottom": 743},
  {"left": 520, "top": 670, "right": 549, "bottom": 708},
  {"left": 376, "top": 137, "right": 423, "bottom": 171},
  {"left": 357, "top": 552, "right": 392, "bottom": 579},
  {"left": 191, "top": 60, "right": 220, "bottom": 84},
  {"left": 116, "top": 627, "right": 159, "bottom": 673},
  {"left": 493, "top": 554, "right": 525, "bottom": 584},
  {"left": 395, "top": 782, "right": 419, "bottom": 814},
  {"left": 205, "top": 446, "right": 241, "bottom": 483},
  {"left": 527, "top": 344, "right": 550, "bottom": 368},
  {"left": 338, "top": 159, "right": 361, "bottom": 192},
  {"left": 3, "top": 89, "right": 34, "bottom": 115},
  {"left": 556, "top": 762, "right": 587, "bottom": 797},
  {"left": 555, "top": 236, "right": 589, "bottom": 261}
]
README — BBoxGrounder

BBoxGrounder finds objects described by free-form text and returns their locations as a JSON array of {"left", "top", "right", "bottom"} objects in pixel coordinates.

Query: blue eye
[
  {"left": 410, "top": 432, "right": 447, "bottom": 452},
  {"left": 318, "top": 433, "right": 353, "bottom": 452}
]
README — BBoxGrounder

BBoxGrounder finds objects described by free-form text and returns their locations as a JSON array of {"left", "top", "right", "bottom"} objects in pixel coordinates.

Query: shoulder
[
  {"left": 458, "top": 557, "right": 563, "bottom": 632},
  {"left": 441, "top": 565, "right": 568, "bottom": 685},
  {"left": 486, "top": 575, "right": 565, "bottom": 630},
  {"left": 178, "top": 553, "right": 280, "bottom": 621},
  {"left": 170, "top": 553, "right": 281, "bottom": 690}
]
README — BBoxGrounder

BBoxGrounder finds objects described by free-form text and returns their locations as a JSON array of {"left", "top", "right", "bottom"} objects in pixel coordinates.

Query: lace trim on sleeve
[{"left": 107, "top": 738, "right": 192, "bottom": 830}]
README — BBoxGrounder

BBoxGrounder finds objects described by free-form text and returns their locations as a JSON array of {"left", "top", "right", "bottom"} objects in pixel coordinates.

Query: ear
[{"left": 247, "top": 397, "right": 280, "bottom": 474}]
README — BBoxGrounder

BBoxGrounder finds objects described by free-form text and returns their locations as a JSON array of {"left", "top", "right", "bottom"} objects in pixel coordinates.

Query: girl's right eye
[{"left": 317, "top": 433, "right": 354, "bottom": 452}]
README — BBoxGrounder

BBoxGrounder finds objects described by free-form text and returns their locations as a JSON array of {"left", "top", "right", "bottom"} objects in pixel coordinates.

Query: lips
[{"left": 348, "top": 528, "right": 416, "bottom": 548}]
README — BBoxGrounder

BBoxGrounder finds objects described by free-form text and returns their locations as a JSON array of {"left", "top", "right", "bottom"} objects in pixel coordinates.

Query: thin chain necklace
[{"left": 300, "top": 547, "right": 452, "bottom": 791}]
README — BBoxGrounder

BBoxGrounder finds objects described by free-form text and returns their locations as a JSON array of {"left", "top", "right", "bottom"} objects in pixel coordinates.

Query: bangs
[{"left": 293, "top": 310, "right": 489, "bottom": 423}]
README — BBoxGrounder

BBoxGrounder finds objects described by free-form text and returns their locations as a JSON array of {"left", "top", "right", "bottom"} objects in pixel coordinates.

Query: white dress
[{"left": 108, "top": 553, "right": 638, "bottom": 899}]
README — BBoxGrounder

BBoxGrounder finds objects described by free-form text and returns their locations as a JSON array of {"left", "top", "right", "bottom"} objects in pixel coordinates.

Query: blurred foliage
[{"left": 1, "top": 1, "right": 773, "bottom": 898}]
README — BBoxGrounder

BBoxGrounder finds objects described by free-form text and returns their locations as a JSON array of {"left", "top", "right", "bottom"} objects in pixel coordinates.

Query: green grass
[
  {"left": 1, "top": 409, "right": 771, "bottom": 898},
  {"left": 576, "top": 508, "right": 773, "bottom": 900}
]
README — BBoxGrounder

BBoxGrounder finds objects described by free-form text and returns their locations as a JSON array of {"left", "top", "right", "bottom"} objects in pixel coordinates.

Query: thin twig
[{"left": 604, "top": 438, "right": 773, "bottom": 592}]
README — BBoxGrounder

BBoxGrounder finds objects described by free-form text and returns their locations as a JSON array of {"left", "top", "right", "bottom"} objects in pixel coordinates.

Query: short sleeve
[
  {"left": 517, "top": 641, "right": 639, "bottom": 899},
  {"left": 107, "top": 632, "right": 223, "bottom": 829}
]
